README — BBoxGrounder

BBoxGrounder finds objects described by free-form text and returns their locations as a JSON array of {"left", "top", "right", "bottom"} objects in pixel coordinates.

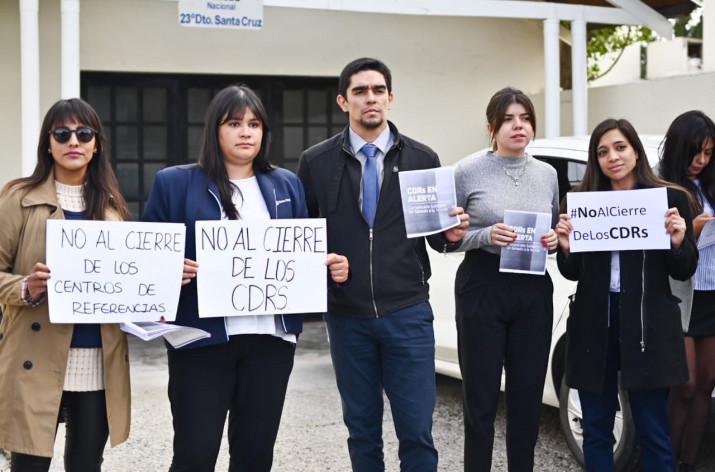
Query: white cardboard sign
[
  {"left": 566, "top": 187, "right": 670, "bottom": 253},
  {"left": 195, "top": 219, "right": 327, "bottom": 317},
  {"left": 46, "top": 220, "right": 186, "bottom": 323}
]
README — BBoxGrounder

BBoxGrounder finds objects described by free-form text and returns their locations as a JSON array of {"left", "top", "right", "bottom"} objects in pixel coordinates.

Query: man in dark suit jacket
[{"left": 297, "top": 57, "right": 468, "bottom": 471}]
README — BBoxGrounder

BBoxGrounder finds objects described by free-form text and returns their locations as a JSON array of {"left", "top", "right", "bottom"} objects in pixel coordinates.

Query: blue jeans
[
  {"left": 325, "top": 302, "right": 438, "bottom": 472},
  {"left": 579, "top": 293, "right": 674, "bottom": 472}
]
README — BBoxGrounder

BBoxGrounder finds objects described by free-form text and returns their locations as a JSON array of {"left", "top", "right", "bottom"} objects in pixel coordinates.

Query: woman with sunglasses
[
  {"left": 556, "top": 118, "right": 697, "bottom": 471},
  {"left": 142, "top": 84, "right": 348, "bottom": 471},
  {"left": 0, "top": 98, "right": 131, "bottom": 471}
]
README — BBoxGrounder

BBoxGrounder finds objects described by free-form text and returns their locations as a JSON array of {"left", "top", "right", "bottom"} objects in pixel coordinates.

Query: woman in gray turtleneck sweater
[{"left": 452, "top": 87, "right": 559, "bottom": 472}]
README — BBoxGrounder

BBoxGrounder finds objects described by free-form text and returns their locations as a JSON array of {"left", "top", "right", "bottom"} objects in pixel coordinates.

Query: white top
[
  {"left": 609, "top": 252, "right": 621, "bottom": 328},
  {"left": 55, "top": 180, "right": 85, "bottom": 212},
  {"left": 224, "top": 176, "right": 296, "bottom": 343},
  {"left": 610, "top": 251, "right": 621, "bottom": 292}
]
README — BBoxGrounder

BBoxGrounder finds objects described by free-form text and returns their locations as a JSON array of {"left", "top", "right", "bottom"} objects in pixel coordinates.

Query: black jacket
[
  {"left": 297, "top": 122, "right": 451, "bottom": 318},
  {"left": 558, "top": 187, "right": 697, "bottom": 392}
]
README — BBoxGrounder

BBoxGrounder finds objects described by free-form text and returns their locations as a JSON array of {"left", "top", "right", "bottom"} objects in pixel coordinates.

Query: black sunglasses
[{"left": 49, "top": 127, "right": 97, "bottom": 144}]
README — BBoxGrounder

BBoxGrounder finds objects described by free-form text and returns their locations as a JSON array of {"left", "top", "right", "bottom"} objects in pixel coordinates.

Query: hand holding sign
[
  {"left": 491, "top": 223, "right": 517, "bottom": 247},
  {"left": 556, "top": 214, "right": 574, "bottom": 256},
  {"left": 665, "top": 207, "right": 687, "bottom": 249},
  {"left": 181, "top": 258, "right": 199, "bottom": 286},
  {"left": 326, "top": 254, "right": 349, "bottom": 284},
  {"left": 27, "top": 262, "right": 51, "bottom": 299},
  {"left": 444, "top": 207, "right": 470, "bottom": 242},
  {"left": 542, "top": 228, "right": 558, "bottom": 251}
]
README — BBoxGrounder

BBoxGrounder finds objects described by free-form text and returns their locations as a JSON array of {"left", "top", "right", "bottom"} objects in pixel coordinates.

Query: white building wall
[
  {"left": 0, "top": 1, "right": 23, "bottom": 183},
  {"left": 588, "top": 72, "right": 715, "bottom": 134},
  {"left": 705, "top": 0, "right": 715, "bottom": 71},
  {"left": 534, "top": 71, "right": 715, "bottom": 137},
  {"left": 647, "top": 37, "right": 689, "bottom": 78},
  {"left": 0, "top": 0, "right": 546, "bottom": 186},
  {"left": 589, "top": 43, "right": 641, "bottom": 88}
]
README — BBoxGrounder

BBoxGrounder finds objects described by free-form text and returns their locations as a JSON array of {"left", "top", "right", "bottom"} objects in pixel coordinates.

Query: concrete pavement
[{"left": 46, "top": 321, "right": 583, "bottom": 471}]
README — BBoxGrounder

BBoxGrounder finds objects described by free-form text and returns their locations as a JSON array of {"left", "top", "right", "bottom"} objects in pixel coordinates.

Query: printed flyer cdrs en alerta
[{"left": 178, "top": 0, "right": 263, "bottom": 30}]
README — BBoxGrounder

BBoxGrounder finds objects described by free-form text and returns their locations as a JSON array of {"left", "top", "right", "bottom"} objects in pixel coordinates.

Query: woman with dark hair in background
[
  {"left": 452, "top": 87, "right": 559, "bottom": 471},
  {"left": 660, "top": 110, "right": 715, "bottom": 472},
  {"left": 142, "top": 84, "right": 348, "bottom": 472},
  {"left": 0, "top": 98, "right": 131, "bottom": 471},
  {"left": 556, "top": 118, "right": 697, "bottom": 472}
]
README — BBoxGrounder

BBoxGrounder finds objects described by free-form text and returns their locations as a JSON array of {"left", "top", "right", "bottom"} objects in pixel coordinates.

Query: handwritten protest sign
[
  {"left": 566, "top": 187, "right": 670, "bottom": 252},
  {"left": 195, "top": 219, "right": 327, "bottom": 317},
  {"left": 46, "top": 220, "right": 186, "bottom": 323}
]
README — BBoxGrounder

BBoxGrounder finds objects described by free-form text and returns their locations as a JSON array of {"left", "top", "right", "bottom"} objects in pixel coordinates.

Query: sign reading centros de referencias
[
  {"left": 46, "top": 220, "right": 186, "bottom": 323},
  {"left": 178, "top": 0, "right": 263, "bottom": 30},
  {"left": 195, "top": 219, "right": 327, "bottom": 317},
  {"left": 566, "top": 187, "right": 670, "bottom": 253}
]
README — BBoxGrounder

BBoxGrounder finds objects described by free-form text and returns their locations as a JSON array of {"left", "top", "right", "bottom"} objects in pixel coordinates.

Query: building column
[
  {"left": 543, "top": 18, "right": 561, "bottom": 138},
  {"left": 61, "top": 0, "right": 81, "bottom": 98},
  {"left": 704, "top": 0, "right": 715, "bottom": 71},
  {"left": 20, "top": 0, "right": 40, "bottom": 177},
  {"left": 571, "top": 19, "right": 588, "bottom": 136}
]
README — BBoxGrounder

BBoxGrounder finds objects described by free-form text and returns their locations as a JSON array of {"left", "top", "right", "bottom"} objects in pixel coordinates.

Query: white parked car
[{"left": 430, "top": 135, "right": 714, "bottom": 471}]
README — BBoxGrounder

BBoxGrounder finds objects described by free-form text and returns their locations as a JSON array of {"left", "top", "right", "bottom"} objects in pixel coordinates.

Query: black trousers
[
  {"left": 11, "top": 390, "right": 109, "bottom": 472},
  {"left": 167, "top": 334, "right": 296, "bottom": 472},
  {"left": 456, "top": 250, "right": 553, "bottom": 472}
]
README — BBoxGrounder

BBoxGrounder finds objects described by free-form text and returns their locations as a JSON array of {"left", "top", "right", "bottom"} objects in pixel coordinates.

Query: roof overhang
[
  {"left": 554, "top": 0, "right": 696, "bottom": 18},
  {"left": 263, "top": 0, "right": 694, "bottom": 38}
]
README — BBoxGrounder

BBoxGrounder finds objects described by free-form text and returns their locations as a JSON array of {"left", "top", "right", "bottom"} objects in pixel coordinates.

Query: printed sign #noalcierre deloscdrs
[
  {"left": 178, "top": 0, "right": 263, "bottom": 30},
  {"left": 566, "top": 187, "right": 670, "bottom": 253}
]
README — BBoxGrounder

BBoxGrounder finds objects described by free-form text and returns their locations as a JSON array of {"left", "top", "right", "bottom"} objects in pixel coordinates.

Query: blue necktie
[{"left": 361, "top": 143, "right": 379, "bottom": 228}]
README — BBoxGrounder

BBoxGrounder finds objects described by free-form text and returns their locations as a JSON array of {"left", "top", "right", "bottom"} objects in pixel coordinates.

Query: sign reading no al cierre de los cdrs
[
  {"left": 195, "top": 219, "right": 328, "bottom": 317},
  {"left": 178, "top": 0, "right": 263, "bottom": 30}
]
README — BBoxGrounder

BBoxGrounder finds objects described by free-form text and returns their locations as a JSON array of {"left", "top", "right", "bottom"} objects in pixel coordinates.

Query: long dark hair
[
  {"left": 659, "top": 110, "right": 715, "bottom": 214},
  {"left": 486, "top": 87, "right": 537, "bottom": 152},
  {"left": 3, "top": 98, "right": 129, "bottom": 220},
  {"left": 576, "top": 119, "right": 674, "bottom": 192},
  {"left": 198, "top": 84, "right": 273, "bottom": 220}
]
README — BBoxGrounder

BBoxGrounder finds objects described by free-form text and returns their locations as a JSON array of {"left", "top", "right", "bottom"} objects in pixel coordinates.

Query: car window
[{"left": 534, "top": 156, "right": 587, "bottom": 204}]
